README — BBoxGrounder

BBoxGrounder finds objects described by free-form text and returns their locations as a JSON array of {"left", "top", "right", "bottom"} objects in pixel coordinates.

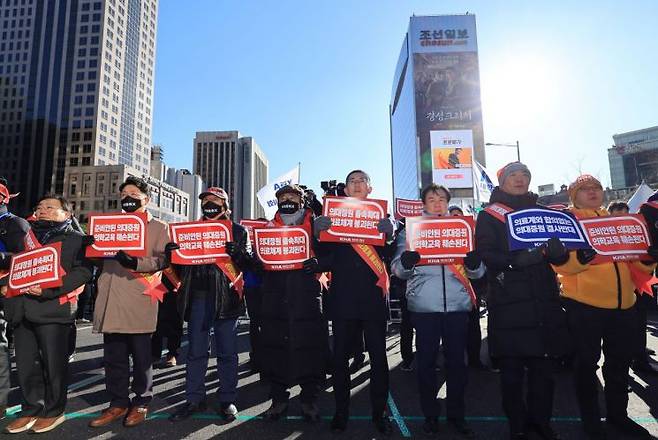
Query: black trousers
[
  {"left": 271, "top": 378, "right": 320, "bottom": 404},
  {"left": 104, "top": 333, "right": 153, "bottom": 408},
  {"left": 332, "top": 319, "right": 389, "bottom": 417},
  {"left": 634, "top": 293, "right": 652, "bottom": 363},
  {"left": 14, "top": 321, "right": 71, "bottom": 417},
  {"left": 565, "top": 299, "right": 637, "bottom": 431},
  {"left": 399, "top": 297, "right": 414, "bottom": 365},
  {"left": 244, "top": 285, "right": 263, "bottom": 367},
  {"left": 499, "top": 356, "right": 556, "bottom": 433},
  {"left": 151, "top": 291, "right": 183, "bottom": 360},
  {"left": 467, "top": 305, "right": 482, "bottom": 364}
]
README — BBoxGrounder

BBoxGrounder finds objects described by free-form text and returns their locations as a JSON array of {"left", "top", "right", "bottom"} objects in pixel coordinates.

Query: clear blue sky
[{"left": 152, "top": 0, "right": 658, "bottom": 201}]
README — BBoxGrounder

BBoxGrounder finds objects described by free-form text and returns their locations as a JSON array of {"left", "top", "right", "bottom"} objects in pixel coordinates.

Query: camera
[{"left": 320, "top": 180, "right": 346, "bottom": 197}]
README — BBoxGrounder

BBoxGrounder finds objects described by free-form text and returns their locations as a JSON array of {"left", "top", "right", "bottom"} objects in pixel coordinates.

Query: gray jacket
[{"left": 391, "top": 226, "right": 485, "bottom": 313}]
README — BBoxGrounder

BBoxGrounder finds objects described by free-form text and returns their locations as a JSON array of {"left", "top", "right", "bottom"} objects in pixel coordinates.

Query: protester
[
  {"left": 550, "top": 174, "right": 658, "bottom": 439},
  {"left": 258, "top": 185, "right": 328, "bottom": 422},
  {"left": 151, "top": 282, "right": 183, "bottom": 368},
  {"left": 243, "top": 268, "right": 264, "bottom": 373},
  {"left": 169, "top": 187, "right": 250, "bottom": 422},
  {"left": 310, "top": 169, "right": 396, "bottom": 434},
  {"left": 2, "top": 195, "right": 92, "bottom": 433},
  {"left": 89, "top": 177, "right": 171, "bottom": 429},
  {"left": 475, "top": 162, "right": 570, "bottom": 440},
  {"left": 0, "top": 178, "right": 29, "bottom": 421},
  {"left": 392, "top": 184, "right": 485, "bottom": 437}
]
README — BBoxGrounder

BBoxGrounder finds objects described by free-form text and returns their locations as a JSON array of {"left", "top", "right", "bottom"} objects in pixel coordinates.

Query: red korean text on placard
[
  {"left": 86, "top": 212, "right": 148, "bottom": 257},
  {"left": 319, "top": 196, "right": 388, "bottom": 246},
  {"left": 170, "top": 220, "right": 233, "bottom": 265},
  {"left": 406, "top": 216, "right": 475, "bottom": 265},
  {"left": 254, "top": 226, "right": 311, "bottom": 271},
  {"left": 580, "top": 215, "right": 652, "bottom": 263}
]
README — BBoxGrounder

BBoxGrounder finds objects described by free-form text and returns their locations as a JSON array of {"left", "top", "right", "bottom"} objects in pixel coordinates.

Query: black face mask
[
  {"left": 278, "top": 200, "right": 300, "bottom": 215},
  {"left": 121, "top": 196, "right": 142, "bottom": 213},
  {"left": 202, "top": 201, "right": 225, "bottom": 218}
]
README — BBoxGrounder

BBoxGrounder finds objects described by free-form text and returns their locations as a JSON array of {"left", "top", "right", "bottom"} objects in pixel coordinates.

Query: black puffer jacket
[
  {"left": 475, "top": 188, "right": 570, "bottom": 358},
  {"left": 4, "top": 225, "right": 93, "bottom": 325},
  {"left": 176, "top": 222, "right": 249, "bottom": 321}
]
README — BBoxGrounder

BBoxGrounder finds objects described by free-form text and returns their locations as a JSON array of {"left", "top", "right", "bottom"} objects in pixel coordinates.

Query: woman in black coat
[
  {"left": 259, "top": 185, "right": 328, "bottom": 422},
  {"left": 2, "top": 195, "right": 92, "bottom": 434},
  {"left": 475, "top": 162, "right": 570, "bottom": 440}
]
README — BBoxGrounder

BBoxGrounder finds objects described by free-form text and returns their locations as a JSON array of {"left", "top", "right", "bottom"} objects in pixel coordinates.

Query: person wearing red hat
[
  {"left": 475, "top": 162, "right": 570, "bottom": 440},
  {"left": 168, "top": 187, "right": 250, "bottom": 423},
  {"left": 546, "top": 174, "right": 658, "bottom": 439},
  {"left": 0, "top": 178, "right": 30, "bottom": 421}
]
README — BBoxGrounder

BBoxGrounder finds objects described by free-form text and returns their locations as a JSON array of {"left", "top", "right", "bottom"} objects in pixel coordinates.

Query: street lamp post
[{"left": 485, "top": 141, "right": 520, "bottom": 162}]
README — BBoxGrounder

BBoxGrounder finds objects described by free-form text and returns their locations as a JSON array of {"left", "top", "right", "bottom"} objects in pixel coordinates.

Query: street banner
[
  {"left": 506, "top": 208, "right": 589, "bottom": 250},
  {"left": 406, "top": 216, "right": 475, "bottom": 264},
  {"left": 240, "top": 219, "right": 269, "bottom": 248},
  {"left": 580, "top": 215, "right": 652, "bottom": 263},
  {"left": 395, "top": 198, "right": 424, "bottom": 220},
  {"left": 86, "top": 212, "right": 148, "bottom": 257},
  {"left": 319, "top": 196, "right": 388, "bottom": 246},
  {"left": 169, "top": 220, "right": 233, "bottom": 265},
  {"left": 254, "top": 226, "right": 311, "bottom": 271},
  {"left": 7, "top": 242, "right": 64, "bottom": 297}
]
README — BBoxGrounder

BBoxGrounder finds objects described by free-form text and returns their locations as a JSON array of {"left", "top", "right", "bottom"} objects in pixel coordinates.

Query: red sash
[
  {"left": 446, "top": 264, "right": 477, "bottom": 306},
  {"left": 352, "top": 244, "right": 389, "bottom": 296},
  {"left": 134, "top": 271, "right": 168, "bottom": 303},
  {"left": 628, "top": 264, "right": 658, "bottom": 297},
  {"left": 483, "top": 203, "right": 513, "bottom": 223},
  {"left": 217, "top": 259, "right": 244, "bottom": 298}
]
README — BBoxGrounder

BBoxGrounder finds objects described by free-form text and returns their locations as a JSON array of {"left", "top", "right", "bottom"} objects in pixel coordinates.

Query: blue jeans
[
  {"left": 186, "top": 295, "right": 238, "bottom": 404},
  {"left": 410, "top": 311, "right": 469, "bottom": 419}
]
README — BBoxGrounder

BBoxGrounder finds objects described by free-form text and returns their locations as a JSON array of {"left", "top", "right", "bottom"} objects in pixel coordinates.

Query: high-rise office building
[
  {"left": 609, "top": 126, "right": 658, "bottom": 189},
  {"left": 165, "top": 167, "right": 204, "bottom": 220},
  {"left": 193, "top": 131, "right": 268, "bottom": 220},
  {"left": 390, "top": 14, "right": 485, "bottom": 202},
  {"left": 0, "top": 0, "right": 159, "bottom": 215}
]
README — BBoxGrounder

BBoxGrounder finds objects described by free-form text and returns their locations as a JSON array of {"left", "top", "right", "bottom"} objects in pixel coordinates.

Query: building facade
[
  {"left": 193, "top": 131, "right": 268, "bottom": 220},
  {"left": 165, "top": 167, "right": 203, "bottom": 220},
  {"left": 389, "top": 14, "right": 485, "bottom": 202},
  {"left": 0, "top": 0, "right": 158, "bottom": 216},
  {"left": 609, "top": 125, "right": 658, "bottom": 189}
]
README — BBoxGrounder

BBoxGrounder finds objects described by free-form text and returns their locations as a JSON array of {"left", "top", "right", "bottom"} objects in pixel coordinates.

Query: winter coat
[
  {"left": 475, "top": 187, "right": 570, "bottom": 358},
  {"left": 5, "top": 226, "right": 93, "bottom": 325},
  {"left": 175, "top": 221, "right": 248, "bottom": 321},
  {"left": 391, "top": 226, "right": 485, "bottom": 313},
  {"left": 93, "top": 215, "right": 170, "bottom": 334},
  {"left": 259, "top": 210, "right": 328, "bottom": 386},
  {"left": 553, "top": 207, "right": 656, "bottom": 310}
]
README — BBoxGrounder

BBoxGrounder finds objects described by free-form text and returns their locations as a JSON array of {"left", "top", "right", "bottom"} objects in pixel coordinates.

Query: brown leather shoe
[
  {"left": 5, "top": 416, "right": 38, "bottom": 433},
  {"left": 31, "top": 414, "right": 66, "bottom": 433},
  {"left": 123, "top": 406, "right": 148, "bottom": 427},
  {"left": 89, "top": 407, "right": 128, "bottom": 428}
]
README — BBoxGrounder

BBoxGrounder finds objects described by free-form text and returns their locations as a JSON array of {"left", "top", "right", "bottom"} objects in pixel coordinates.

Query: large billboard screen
[{"left": 410, "top": 15, "right": 483, "bottom": 191}]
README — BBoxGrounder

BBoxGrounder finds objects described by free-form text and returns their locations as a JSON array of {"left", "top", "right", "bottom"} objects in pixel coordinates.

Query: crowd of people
[{"left": 0, "top": 163, "right": 657, "bottom": 439}]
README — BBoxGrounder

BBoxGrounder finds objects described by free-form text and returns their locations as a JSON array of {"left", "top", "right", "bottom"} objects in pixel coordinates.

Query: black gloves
[
  {"left": 377, "top": 217, "right": 395, "bottom": 236},
  {"left": 115, "top": 250, "right": 138, "bottom": 270},
  {"left": 81, "top": 234, "right": 95, "bottom": 247},
  {"left": 512, "top": 246, "right": 545, "bottom": 268},
  {"left": 0, "top": 252, "right": 11, "bottom": 270},
  {"left": 545, "top": 237, "right": 569, "bottom": 266},
  {"left": 303, "top": 257, "right": 321, "bottom": 274},
  {"left": 313, "top": 216, "right": 332, "bottom": 237},
  {"left": 225, "top": 241, "right": 248, "bottom": 266},
  {"left": 164, "top": 242, "right": 180, "bottom": 264},
  {"left": 463, "top": 251, "right": 482, "bottom": 271},
  {"left": 400, "top": 251, "right": 421, "bottom": 270},
  {"left": 576, "top": 248, "right": 597, "bottom": 265}
]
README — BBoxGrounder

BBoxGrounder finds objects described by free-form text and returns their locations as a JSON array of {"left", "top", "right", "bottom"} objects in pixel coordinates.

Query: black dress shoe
[
  {"left": 448, "top": 417, "right": 475, "bottom": 438},
  {"left": 422, "top": 417, "right": 439, "bottom": 435},
  {"left": 169, "top": 401, "right": 206, "bottom": 422},
  {"left": 331, "top": 413, "right": 348, "bottom": 432},
  {"left": 219, "top": 402, "right": 238, "bottom": 422},
  {"left": 372, "top": 415, "right": 393, "bottom": 435},
  {"left": 528, "top": 422, "right": 561, "bottom": 440},
  {"left": 264, "top": 401, "right": 288, "bottom": 421}
]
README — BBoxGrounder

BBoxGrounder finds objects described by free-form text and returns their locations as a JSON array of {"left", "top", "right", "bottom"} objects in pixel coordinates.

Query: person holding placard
[
  {"left": 391, "top": 184, "right": 485, "bottom": 437},
  {"left": 474, "top": 162, "right": 570, "bottom": 440},
  {"left": 90, "top": 177, "right": 171, "bottom": 429},
  {"left": 310, "top": 169, "right": 396, "bottom": 435},
  {"left": 257, "top": 185, "right": 328, "bottom": 422},
  {"left": 168, "top": 187, "right": 250, "bottom": 423},
  {"left": 2, "top": 195, "right": 92, "bottom": 434},
  {"left": 547, "top": 174, "right": 658, "bottom": 440}
]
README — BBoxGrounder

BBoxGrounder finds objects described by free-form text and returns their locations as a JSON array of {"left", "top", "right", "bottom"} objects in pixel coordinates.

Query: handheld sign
[
  {"left": 86, "top": 212, "right": 148, "bottom": 257},
  {"left": 394, "top": 198, "right": 424, "bottom": 220},
  {"left": 169, "top": 220, "right": 233, "bottom": 265},
  {"left": 7, "top": 242, "right": 65, "bottom": 297},
  {"left": 254, "top": 226, "right": 311, "bottom": 271},
  {"left": 507, "top": 208, "right": 589, "bottom": 251},
  {"left": 240, "top": 219, "right": 269, "bottom": 248},
  {"left": 406, "top": 216, "right": 475, "bottom": 265},
  {"left": 580, "top": 215, "right": 652, "bottom": 263},
  {"left": 319, "top": 196, "right": 388, "bottom": 246}
]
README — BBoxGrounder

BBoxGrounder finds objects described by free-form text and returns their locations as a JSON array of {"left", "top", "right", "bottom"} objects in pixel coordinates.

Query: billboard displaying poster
[{"left": 431, "top": 129, "right": 473, "bottom": 188}]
